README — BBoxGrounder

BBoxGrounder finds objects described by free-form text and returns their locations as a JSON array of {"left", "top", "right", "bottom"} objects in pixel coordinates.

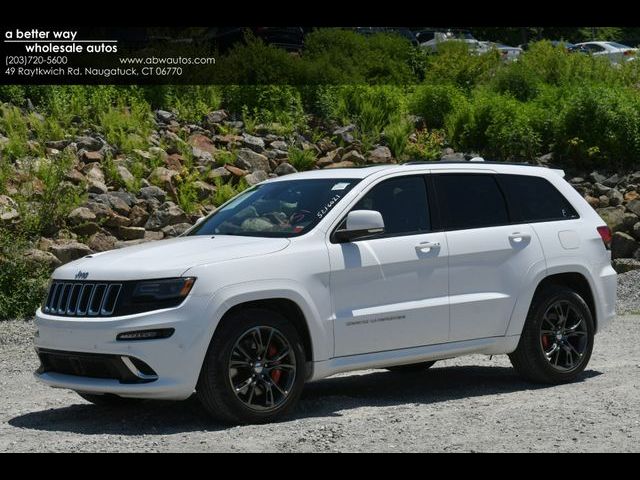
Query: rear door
[{"left": 432, "top": 173, "right": 545, "bottom": 342}]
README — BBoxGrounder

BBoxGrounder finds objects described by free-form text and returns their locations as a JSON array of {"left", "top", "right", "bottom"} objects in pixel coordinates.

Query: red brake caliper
[
  {"left": 268, "top": 344, "right": 282, "bottom": 383},
  {"left": 541, "top": 335, "right": 550, "bottom": 349}
]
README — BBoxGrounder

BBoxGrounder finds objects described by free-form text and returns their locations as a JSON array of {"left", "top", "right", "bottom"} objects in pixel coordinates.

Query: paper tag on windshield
[{"left": 332, "top": 182, "right": 350, "bottom": 191}]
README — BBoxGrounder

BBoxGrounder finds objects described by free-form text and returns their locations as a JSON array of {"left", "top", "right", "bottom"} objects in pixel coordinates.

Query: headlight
[{"left": 131, "top": 278, "right": 196, "bottom": 302}]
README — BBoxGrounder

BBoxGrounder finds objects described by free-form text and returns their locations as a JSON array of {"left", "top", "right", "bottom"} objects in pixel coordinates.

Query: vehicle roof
[{"left": 265, "top": 162, "right": 562, "bottom": 183}]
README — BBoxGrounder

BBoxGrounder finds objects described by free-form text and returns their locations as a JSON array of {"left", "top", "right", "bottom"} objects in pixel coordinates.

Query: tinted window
[
  {"left": 435, "top": 174, "right": 508, "bottom": 229},
  {"left": 352, "top": 176, "right": 430, "bottom": 236},
  {"left": 189, "top": 179, "right": 359, "bottom": 238},
  {"left": 498, "top": 174, "right": 579, "bottom": 223}
]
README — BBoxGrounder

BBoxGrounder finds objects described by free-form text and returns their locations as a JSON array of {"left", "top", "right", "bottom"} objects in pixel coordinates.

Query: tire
[
  {"left": 509, "top": 285, "right": 594, "bottom": 384},
  {"left": 197, "top": 308, "right": 306, "bottom": 424},
  {"left": 386, "top": 361, "right": 436, "bottom": 373},
  {"left": 77, "top": 392, "right": 143, "bottom": 407}
]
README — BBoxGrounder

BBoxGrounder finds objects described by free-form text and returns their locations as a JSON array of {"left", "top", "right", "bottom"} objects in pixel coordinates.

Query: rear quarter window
[{"left": 497, "top": 174, "right": 579, "bottom": 223}]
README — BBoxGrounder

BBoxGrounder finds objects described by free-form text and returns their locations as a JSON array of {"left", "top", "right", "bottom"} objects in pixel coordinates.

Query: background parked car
[
  {"left": 479, "top": 41, "right": 523, "bottom": 61},
  {"left": 570, "top": 41, "right": 637, "bottom": 63},
  {"left": 419, "top": 30, "right": 483, "bottom": 53}
]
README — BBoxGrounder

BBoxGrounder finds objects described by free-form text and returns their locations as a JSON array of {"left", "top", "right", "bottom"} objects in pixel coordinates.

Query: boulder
[
  {"left": 597, "top": 206, "right": 626, "bottom": 232},
  {"left": 117, "top": 226, "right": 146, "bottom": 240},
  {"left": 144, "top": 202, "right": 188, "bottom": 230},
  {"left": 156, "top": 110, "right": 174, "bottom": 123},
  {"left": 161, "top": 223, "right": 193, "bottom": 237},
  {"left": 341, "top": 150, "right": 365, "bottom": 165},
  {"left": 87, "top": 180, "right": 108, "bottom": 194},
  {"left": 606, "top": 188, "right": 624, "bottom": 206},
  {"left": 626, "top": 199, "right": 640, "bottom": 217},
  {"left": 324, "top": 161, "right": 356, "bottom": 169},
  {"left": 79, "top": 150, "right": 103, "bottom": 163},
  {"left": 603, "top": 174, "right": 622, "bottom": 187},
  {"left": 23, "top": 249, "right": 62, "bottom": 269},
  {"left": 144, "top": 230, "right": 164, "bottom": 241},
  {"left": 235, "top": 148, "right": 270, "bottom": 172},
  {"left": 367, "top": 146, "right": 393, "bottom": 164},
  {"left": 71, "top": 222, "right": 105, "bottom": 237},
  {"left": 67, "top": 207, "right": 96, "bottom": 225},
  {"left": 612, "top": 258, "right": 640, "bottom": 274},
  {"left": 244, "top": 170, "right": 269, "bottom": 186},
  {"left": 188, "top": 133, "right": 217, "bottom": 156},
  {"left": 87, "top": 232, "right": 118, "bottom": 252},
  {"left": 441, "top": 152, "right": 466, "bottom": 161},
  {"left": 128, "top": 204, "right": 150, "bottom": 228},
  {"left": 274, "top": 162, "right": 297, "bottom": 176},
  {"left": 205, "top": 110, "right": 228, "bottom": 125},
  {"left": 193, "top": 180, "right": 216, "bottom": 201},
  {"left": 611, "top": 232, "right": 638, "bottom": 259},
  {"left": 0, "top": 195, "right": 19, "bottom": 225},
  {"left": 148, "top": 167, "right": 178, "bottom": 191},
  {"left": 103, "top": 213, "right": 131, "bottom": 228},
  {"left": 242, "top": 133, "right": 266, "bottom": 153},
  {"left": 270, "top": 140, "right": 288, "bottom": 150},
  {"left": 139, "top": 185, "right": 167, "bottom": 203},
  {"left": 225, "top": 164, "right": 248, "bottom": 177},
  {"left": 65, "top": 169, "right": 86, "bottom": 185},
  {"left": 117, "top": 165, "right": 135, "bottom": 185},
  {"left": 76, "top": 135, "right": 102, "bottom": 151},
  {"left": 588, "top": 171, "right": 607, "bottom": 184},
  {"left": 206, "top": 167, "right": 231, "bottom": 181},
  {"left": 49, "top": 241, "right": 93, "bottom": 264},
  {"left": 633, "top": 222, "right": 640, "bottom": 241},
  {"left": 83, "top": 163, "right": 105, "bottom": 184},
  {"left": 624, "top": 191, "right": 640, "bottom": 202}
]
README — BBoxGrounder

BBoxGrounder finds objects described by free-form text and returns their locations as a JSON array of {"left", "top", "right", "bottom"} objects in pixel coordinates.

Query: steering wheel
[{"left": 289, "top": 209, "right": 312, "bottom": 224}]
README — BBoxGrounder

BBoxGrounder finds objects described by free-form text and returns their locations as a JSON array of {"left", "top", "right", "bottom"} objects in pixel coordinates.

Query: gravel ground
[
  {"left": 1, "top": 314, "right": 639, "bottom": 452},
  {"left": 617, "top": 270, "right": 640, "bottom": 315}
]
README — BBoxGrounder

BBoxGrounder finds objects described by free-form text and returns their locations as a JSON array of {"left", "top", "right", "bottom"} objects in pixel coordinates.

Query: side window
[
  {"left": 352, "top": 176, "right": 430, "bottom": 236},
  {"left": 434, "top": 174, "right": 509, "bottom": 230},
  {"left": 498, "top": 174, "right": 579, "bottom": 223}
]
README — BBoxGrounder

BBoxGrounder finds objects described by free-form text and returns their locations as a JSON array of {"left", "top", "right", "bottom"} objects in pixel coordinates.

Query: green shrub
[
  {"left": 423, "top": 42, "right": 501, "bottom": 91},
  {"left": 213, "top": 177, "right": 248, "bottom": 206},
  {"left": 409, "top": 83, "right": 466, "bottom": 128},
  {"left": 175, "top": 172, "right": 200, "bottom": 214},
  {"left": 383, "top": 115, "right": 414, "bottom": 158},
  {"left": 287, "top": 146, "right": 316, "bottom": 171},
  {"left": 553, "top": 85, "right": 640, "bottom": 169},
  {"left": 0, "top": 85, "right": 27, "bottom": 106},
  {"left": 0, "top": 229, "right": 51, "bottom": 320},
  {"left": 162, "top": 85, "right": 222, "bottom": 123},
  {"left": 0, "top": 105, "right": 31, "bottom": 160},
  {"left": 405, "top": 129, "right": 445, "bottom": 161},
  {"left": 223, "top": 85, "right": 305, "bottom": 130},
  {"left": 447, "top": 90, "right": 541, "bottom": 160},
  {"left": 18, "top": 150, "right": 85, "bottom": 236},
  {"left": 490, "top": 60, "right": 541, "bottom": 101}
]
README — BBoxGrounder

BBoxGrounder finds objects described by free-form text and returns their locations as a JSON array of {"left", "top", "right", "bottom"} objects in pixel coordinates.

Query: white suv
[{"left": 34, "top": 162, "right": 617, "bottom": 424}]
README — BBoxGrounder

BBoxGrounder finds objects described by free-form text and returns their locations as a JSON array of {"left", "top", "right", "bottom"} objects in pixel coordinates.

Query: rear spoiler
[{"left": 551, "top": 168, "right": 565, "bottom": 177}]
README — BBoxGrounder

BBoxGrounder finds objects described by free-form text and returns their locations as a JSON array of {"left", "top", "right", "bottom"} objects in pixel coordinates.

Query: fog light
[{"left": 116, "top": 328, "right": 175, "bottom": 341}]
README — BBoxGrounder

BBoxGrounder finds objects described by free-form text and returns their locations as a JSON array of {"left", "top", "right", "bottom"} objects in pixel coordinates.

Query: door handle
[
  {"left": 508, "top": 232, "right": 531, "bottom": 244},
  {"left": 415, "top": 241, "right": 441, "bottom": 253}
]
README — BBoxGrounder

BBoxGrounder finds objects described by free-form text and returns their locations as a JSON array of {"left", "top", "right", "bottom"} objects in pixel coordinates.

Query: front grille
[
  {"left": 43, "top": 281, "right": 122, "bottom": 317},
  {"left": 36, "top": 348, "right": 157, "bottom": 384}
]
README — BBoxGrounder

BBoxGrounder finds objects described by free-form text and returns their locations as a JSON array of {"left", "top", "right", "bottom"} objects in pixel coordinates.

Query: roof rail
[{"left": 403, "top": 160, "right": 536, "bottom": 167}]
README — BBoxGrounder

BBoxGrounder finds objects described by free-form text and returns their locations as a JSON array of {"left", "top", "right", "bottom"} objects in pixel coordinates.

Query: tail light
[
  {"left": 597, "top": 226, "right": 612, "bottom": 250},
  {"left": 623, "top": 50, "right": 635, "bottom": 56}
]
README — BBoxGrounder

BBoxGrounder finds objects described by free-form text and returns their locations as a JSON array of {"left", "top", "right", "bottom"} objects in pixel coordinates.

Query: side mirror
[{"left": 334, "top": 210, "right": 385, "bottom": 243}]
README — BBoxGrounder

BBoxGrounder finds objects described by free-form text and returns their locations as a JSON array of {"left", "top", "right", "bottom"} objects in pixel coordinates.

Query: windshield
[{"left": 188, "top": 178, "right": 360, "bottom": 238}]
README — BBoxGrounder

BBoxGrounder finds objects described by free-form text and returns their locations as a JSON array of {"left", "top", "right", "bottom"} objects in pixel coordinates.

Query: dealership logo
[{"left": 75, "top": 271, "right": 89, "bottom": 280}]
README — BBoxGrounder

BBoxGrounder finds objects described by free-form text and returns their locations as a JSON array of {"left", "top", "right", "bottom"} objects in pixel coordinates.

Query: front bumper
[{"left": 33, "top": 294, "right": 213, "bottom": 400}]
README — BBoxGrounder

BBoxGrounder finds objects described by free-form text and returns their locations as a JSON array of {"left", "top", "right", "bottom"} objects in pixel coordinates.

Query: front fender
[{"left": 197, "top": 279, "right": 332, "bottom": 369}]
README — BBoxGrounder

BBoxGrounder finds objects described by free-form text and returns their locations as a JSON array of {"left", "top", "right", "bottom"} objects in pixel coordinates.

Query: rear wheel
[
  {"left": 509, "top": 286, "right": 594, "bottom": 384},
  {"left": 197, "top": 308, "right": 306, "bottom": 424},
  {"left": 386, "top": 361, "right": 436, "bottom": 373},
  {"left": 77, "top": 392, "right": 142, "bottom": 407}
]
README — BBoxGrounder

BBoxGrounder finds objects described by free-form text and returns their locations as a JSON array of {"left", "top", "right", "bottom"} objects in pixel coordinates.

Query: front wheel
[
  {"left": 509, "top": 286, "right": 594, "bottom": 384},
  {"left": 197, "top": 308, "right": 306, "bottom": 424}
]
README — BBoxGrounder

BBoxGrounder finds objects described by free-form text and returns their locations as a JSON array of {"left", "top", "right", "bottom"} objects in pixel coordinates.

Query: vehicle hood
[{"left": 53, "top": 235, "right": 290, "bottom": 281}]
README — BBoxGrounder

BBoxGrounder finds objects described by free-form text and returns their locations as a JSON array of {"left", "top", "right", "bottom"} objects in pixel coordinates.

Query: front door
[{"left": 328, "top": 175, "right": 450, "bottom": 356}]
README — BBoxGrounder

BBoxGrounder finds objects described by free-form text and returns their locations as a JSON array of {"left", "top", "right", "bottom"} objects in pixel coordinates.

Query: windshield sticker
[
  {"left": 332, "top": 182, "right": 351, "bottom": 191},
  {"left": 316, "top": 194, "right": 342, "bottom": 219}
]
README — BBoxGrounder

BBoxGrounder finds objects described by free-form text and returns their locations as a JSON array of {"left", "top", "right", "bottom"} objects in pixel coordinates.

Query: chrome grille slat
[{"left": 43, "top": 281, "right": 122, "bottom": 318}]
